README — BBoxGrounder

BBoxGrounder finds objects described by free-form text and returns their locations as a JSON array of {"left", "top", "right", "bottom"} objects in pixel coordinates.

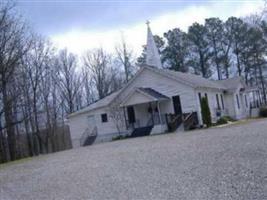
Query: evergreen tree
[
  {"left": 244, "top": 25, "right": 267, "bottom": 103},
  {"left": 201, "top": 97, "right": 212, "bottom": 127},
  {"left": 162, "top": 28, "right": 190, "bottom": 72},
  {"left": 188, "top": 23, "right": 212, "bottom": 78},
  {"left": 226, "top": 17, "right": 248, "bottom": 77},
  {"left": 205, "top": 18, "right": 224, "bottom": 80}
]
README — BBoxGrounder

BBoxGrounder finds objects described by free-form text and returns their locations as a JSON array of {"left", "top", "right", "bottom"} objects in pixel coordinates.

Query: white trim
[{"left": 120, "top": 87, "right": 157, "bottom": 107}]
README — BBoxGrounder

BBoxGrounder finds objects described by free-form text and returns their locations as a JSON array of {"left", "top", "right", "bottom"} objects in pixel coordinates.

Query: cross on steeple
[{"left": 146, "top": 20, "right": 150, "bottom": 27}]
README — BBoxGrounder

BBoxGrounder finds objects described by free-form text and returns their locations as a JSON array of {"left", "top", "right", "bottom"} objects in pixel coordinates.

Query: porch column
[
  {"left": 149, "top": 102, "right": 154, "bottom": 125},
  {"left": 157, "top": 101, "right": 162, "bottom": 124}
]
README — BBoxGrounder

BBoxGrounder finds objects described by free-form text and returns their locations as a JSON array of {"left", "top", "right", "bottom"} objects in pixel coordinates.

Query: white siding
[
  {"left": 117, "top": 68, "right": 197, "bottom": 114},
  {"left": 224, "top": 93, "right": 236, "bottom": 118},
  {"left": 219, "top": 92, "right": 250, "bottom": 120},
  {"left": 232, "top": 92, "right": 249, "bottom": 119},
  {"left": 68, "top": 113, "right": 89, "bottom": 147},
  {"left": 68, "top": 106, "right": 124, "bottom": 147}
]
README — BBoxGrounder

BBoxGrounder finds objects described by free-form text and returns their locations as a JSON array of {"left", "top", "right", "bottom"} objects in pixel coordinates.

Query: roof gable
[
  {"left": 121, "top": 89, "right": 155, "bottom": 106},
  {"left": 121, "top": 87, "right": 169, "bottom": 106},
  {"left": 69, "top": 66, "right": 243, "bottom": 117}
]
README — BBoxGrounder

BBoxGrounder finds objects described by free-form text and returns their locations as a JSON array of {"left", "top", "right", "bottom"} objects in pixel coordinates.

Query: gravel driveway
[{"left": 1, "top": 119, "right": 267, "bottom": 200}]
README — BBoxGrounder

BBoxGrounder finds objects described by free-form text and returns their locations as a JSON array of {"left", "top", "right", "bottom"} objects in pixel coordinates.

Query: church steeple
[{"left": 145, "top": 21, "right": 162, "bottom": 68}]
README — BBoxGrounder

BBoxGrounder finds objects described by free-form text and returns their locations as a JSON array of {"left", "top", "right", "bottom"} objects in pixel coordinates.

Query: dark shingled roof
[{"left": 138, "top": 87, "right": 169, "bottom": 100}]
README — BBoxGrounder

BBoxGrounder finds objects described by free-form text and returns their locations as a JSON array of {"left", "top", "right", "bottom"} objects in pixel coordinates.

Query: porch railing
[
  {"left": 126, "top": 114, "right": 167, "bottom": 130},
  {"left": 126, "top": 119, "right": 140, "bottom": 130},
  {"left": 165, "top": 112, "right": 198, "bottom": 132},
  {"left": 165, "top": 114, "right": 183, "bottom": 132},
  {"left": 146, "top": 114, "right": 167, "bottom": 126}
]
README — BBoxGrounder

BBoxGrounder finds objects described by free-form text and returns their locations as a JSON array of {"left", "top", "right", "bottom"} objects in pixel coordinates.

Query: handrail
[
  {"left": 80, "top": 126, "right": 97, "bottom": 146},
  {"left": 184, "top": 112, "right": 193, "bottom": 122},
  {"left": 171, "top": 114, "right": 181, "bottom": 123},
  {"left": 183, "top": 112, "right": 198, "bottom": 131},
  {"left": 166, "top": 113, "right": 183, "bottom": 132}
]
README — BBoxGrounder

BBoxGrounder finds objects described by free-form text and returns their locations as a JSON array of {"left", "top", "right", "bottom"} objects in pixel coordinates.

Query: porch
[
  {"left": 121, "top": 87, "right": 198, "bottom": 137},
  {"left": 121, "top": 88, "right": 170, "bottom": 136}
]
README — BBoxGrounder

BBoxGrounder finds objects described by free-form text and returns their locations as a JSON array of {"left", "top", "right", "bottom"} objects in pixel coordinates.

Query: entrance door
[
  {"left": 172, "top": 95, "right": 182, "bottom": 115},
  {"left": 127, "top": 106, "right": 136, "bottom": 124}
]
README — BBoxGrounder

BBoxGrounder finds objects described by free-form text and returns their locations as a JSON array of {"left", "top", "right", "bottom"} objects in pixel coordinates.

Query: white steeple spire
[{"left": 145, "top": 21, "right": 162, "bottom": 68}]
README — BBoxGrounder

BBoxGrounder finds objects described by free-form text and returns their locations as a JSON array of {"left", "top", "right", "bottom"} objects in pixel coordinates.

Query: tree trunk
[
  {"left": 224, "top": 57, "right": 230, "bottom": 79},
  {"left": 236, "top": 57, "right": 242, "bottom": 76},
  {"left": 258, "top": 64, "right": 267, "bottom": 104},
  {"left": 199, "top": 51, "right": 206, "bottom": 78},
  {"left": 24, "top": 118, "right": 34, "bottom": 157},
  {"left": 215, "top": 63, "right": 221, "bottom": 80},
  {"left": 2, "top": 84, "right": 16, "bottom": 161},
  {"left": 235, "top": 45, "right": 242, "bottom": 76},
  {"left": 0, "top": 129, "right": 8, "bottom": 163}
]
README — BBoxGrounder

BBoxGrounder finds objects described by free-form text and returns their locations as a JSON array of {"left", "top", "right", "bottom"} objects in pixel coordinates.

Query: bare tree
[
  {"left": 109, "top": 98, "right": 125, "bottom": 136},
  {"left": 81, "top": 68, "right": 95, "bottom": 105},
  {"left": 56, "top": 49, "right": 82, "bottom": 114},
  {"left": 115, "top": 35, "right": 135, "bottom": 82},
  {"left": 0, "top": 3, "right": 32, "bottom": 160},
  {"left": 83, "top": 48, "right": 114, "bottom": 99}
]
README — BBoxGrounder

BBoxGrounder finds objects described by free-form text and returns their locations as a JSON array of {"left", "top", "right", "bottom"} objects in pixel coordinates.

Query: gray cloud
[{"left": 17, "top": 0, "right": 192, "bottom": 34}]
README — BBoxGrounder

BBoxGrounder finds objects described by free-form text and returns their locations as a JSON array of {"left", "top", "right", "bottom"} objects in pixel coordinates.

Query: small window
[
  {"left": 205, "top": 93, "right": 208, "bottom": 102},
  {"left": 216, "top": 94, "right": 220, "bottom": 110},
  {"left": 220, "top": 94, "right": 224, "bottom": 110},
  {"left": 198, "top": 93, "right": 201, "bottom": 104},
  {"left": 101, "top": 113, "right": 108, "bottom": 123},
  {"left": 236, "top": 94, "right": 240, "bottom": 109}
]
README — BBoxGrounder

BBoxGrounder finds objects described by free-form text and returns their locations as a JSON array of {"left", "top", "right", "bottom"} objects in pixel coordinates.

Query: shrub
[
  {"left": 201, "top": 97, "right": 212, "bottom": 127},
  {"left": 223, "top": 116, "right": 236, "bottom": 122},
  {"left": 112, "top": 135, "right": 128, "bottom": 141},
  {"left": 216, "top": 117, "right": 228, "bottom": 125},
  {"left": 259, "top": 107, "right": 267, "bottom": 117}
]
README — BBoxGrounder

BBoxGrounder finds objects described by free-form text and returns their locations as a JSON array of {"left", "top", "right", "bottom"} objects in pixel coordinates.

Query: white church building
[{"left": 68, "top": 24, "right": 261, "bottom": 147}]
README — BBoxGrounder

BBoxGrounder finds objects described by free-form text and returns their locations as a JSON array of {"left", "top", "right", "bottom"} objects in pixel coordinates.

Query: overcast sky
[{"left": 17, "top": 0, "right": 265, "bottom": 56}]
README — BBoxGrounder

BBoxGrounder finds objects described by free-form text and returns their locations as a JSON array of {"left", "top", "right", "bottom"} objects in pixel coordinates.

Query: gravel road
[{"left": 1, "top": 119, "right": 267, "bottom": 200}]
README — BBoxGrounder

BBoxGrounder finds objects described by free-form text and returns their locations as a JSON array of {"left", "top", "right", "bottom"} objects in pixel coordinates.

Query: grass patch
[
  {"left": 0, "top": 157, "right": 33, "bottom": 169},
  {"left": 112, "top": 135, "right": 130, "bottom": 141},
  {"left": 213, "top": 116, "right": 236, "bottom": 126}
]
